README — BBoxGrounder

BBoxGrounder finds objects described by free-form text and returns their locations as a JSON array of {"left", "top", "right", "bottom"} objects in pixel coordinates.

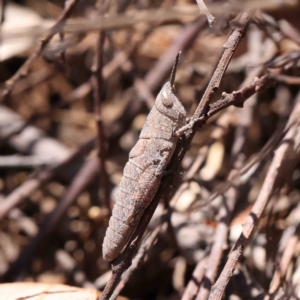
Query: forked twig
[{"left": 193, "top": 10, "right": 253, "bottom": 120}]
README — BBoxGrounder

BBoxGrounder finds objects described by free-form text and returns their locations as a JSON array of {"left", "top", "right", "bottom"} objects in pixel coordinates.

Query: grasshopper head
[{"left": 155, "top": 82, "right": 186, "bottom": 125}]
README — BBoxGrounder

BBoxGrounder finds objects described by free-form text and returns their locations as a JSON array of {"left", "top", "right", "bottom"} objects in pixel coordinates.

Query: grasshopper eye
[{"left": 161, "top": 95, "right": 173, "bottom": 108}]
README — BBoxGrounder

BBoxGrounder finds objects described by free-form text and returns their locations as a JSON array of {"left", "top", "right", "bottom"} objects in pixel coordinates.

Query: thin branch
[
  {"left": 182, "top": 257, "right": 208, "bottom": 300},
  {"left": 0, "top": 155, "right": 58, "bottom": 168},
  {"left": 233, "top": 264, "right": 266, "bottom": 299},
  {"left": 264, "top": 203, "right": 300, "bottom": 300},
  {"left": 195, "top": 160, "right": 243, "bottom": 300},
  {"left": 193, "top": 10, "right": 253, "bottom": 120},
  {"left": 195, "top": 0, "right": 215, "bottom": 26},
  {"left": 206, "top": 74, "right": 275, "bottom": 118},
  {"left": 110, "top": 224, "right": 163, "bottom": 299},
  {"left": 12, "top": 67, "right": 55, "bottom": 95},
  {"left": 279, "top": 19, "right": 300, "bottom": 47},
  {"left": 268, "top": 73, "right": 300, "bottom": 85},
  {"left": 0, "top": 0, "right": 6, "bottom": 25},
  {"left": 230, "top": 26, "right": 263, "bottom": 162},
  {"left": 92, "top": 30, "right": 111, "bottom": 214}
]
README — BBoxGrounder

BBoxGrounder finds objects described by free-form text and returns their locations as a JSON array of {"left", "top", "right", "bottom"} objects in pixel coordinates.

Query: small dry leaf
[
  {"left": 0, "top": 283, "right": 97, "bottom": 300},
  {"left": 0, "top": 282, "right": 129, "bottom": 300}
]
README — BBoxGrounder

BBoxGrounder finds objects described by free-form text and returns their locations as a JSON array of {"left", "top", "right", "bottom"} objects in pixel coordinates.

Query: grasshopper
[{"left": 102, "top": 53, "right": 188, "bottom": 261}]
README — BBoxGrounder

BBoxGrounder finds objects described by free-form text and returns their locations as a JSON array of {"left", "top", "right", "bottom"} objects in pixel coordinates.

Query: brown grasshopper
[{"left": 102, "top": 53, "right": 188, "bottom": 261}]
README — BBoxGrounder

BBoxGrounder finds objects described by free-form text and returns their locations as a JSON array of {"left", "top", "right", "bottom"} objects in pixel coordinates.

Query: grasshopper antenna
[{"left": 170, "top": 51, "right": 181, "bottom": 92}]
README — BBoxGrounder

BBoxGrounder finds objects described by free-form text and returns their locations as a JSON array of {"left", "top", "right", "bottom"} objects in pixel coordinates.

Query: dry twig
[
  {"left": 92, "top": 29, "right": 110, "bottom": 214},
  {"left": 195, "top": 0, "right": 215, "bottom": 27},
  {"left": 264, "top": 203, "right": 300, "bottom": 300}
]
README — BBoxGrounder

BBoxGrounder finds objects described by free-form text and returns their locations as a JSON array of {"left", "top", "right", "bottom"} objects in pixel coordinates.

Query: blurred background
[{"left": 0, "top": 1, "right": 300, "bottom": 299}]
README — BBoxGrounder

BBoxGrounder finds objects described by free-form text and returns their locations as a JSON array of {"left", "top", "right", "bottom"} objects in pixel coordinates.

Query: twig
[
  {"left": 180, "top": 120, "right": 234, "bottom": 300},
  {"left": 264, "top": 203, "right": 300, "bottom": 300},
  {"left": 2, "top": 0, "right": 79, "bottom": 99},
  {"left": 7, "top": 18, "right": 206, "bottom": 155},
  {"left": 110, "top": 224, "right": 163, "bottom": 299},
  {"left": 182, "top": 257, "right": 208, "bottom": 300},
  {"left": 206, "top": 74, "right": 274, "bottom": 118},
  {"left": 208, "top": 91, "right": 300, "bottom": 300},
  {"left": 254, "top": 12, "right": 283, "bottom": 45},
  {"left": 0, "top": 0, "right": 6, "bottom": 61},
  {"left": 55, "top": 0, "right": 72, "bottom": 74},
  {"left": 255, "top": 12, "right": 300, "bottom": 47},
  {"left": 230, "top": 26, "right": 263, "bottom": 162},
  {"left": 233, "top": 264, "right": 265, "bottom": 299},
  {"left": 0, "top": 0, "right": 5, "bottom": 25},
  {"left": 193, "top": 10, "right": 253, "bottom": 120},
  {"left": 11, "top": 67, "right": 55, "bottom": 95},
  {"left": 0, "top": 155, "right": 58, "bottom": 168},
  {"left": 195, "top": 0, "right": 215, "bottom": 26},
  {"left": 195, "top": 161, "right": 243, "bottom": 300},
  {"left": 92, "top": 29, "right": 110, "bottom": 214},
  {"left": 268, "top": 73, "right": 300, "bottom": 85},
  {"left": 279, "top": 19, "right": 300, "bottom": 47},
  {"left": 101, "top": 10, "right": 253, "bottom": 300}
]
